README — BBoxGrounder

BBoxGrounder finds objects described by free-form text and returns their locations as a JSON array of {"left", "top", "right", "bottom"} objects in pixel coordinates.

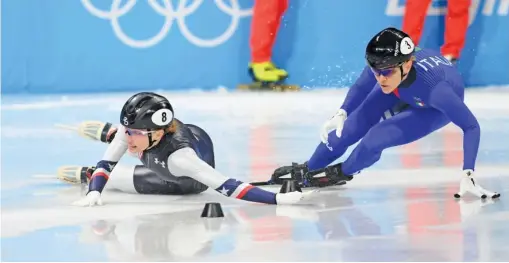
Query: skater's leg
[
  {"left": 249, "top": 0, "right": 289, "bottom": 82},
  {"left": 341, "top": 108, "right": 450, "bottom": 175},
  {"left": 441, "top": 0, "right": 470, "bottom": 60},
  {"left": 250, "top": 0, "right": 287, "bottom": 64},
  {"left": 402, "top": 0, "right": 433, "bottom": 45},
  {"left": 307, "top": 88, "right": 400, "bottom": 170}
]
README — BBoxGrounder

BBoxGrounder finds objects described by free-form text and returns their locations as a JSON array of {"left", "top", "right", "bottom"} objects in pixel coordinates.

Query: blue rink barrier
[{"left": 1, "top": 0, "right": 508, "bottom": 94}]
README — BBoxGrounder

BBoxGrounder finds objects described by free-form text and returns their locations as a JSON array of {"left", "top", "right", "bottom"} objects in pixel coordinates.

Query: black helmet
[
  {"left": 120, "top": 92, "right": 174, "bottom": 130},
  {"left": 365, "top": 27, "right": 415, "bottom": 69}
]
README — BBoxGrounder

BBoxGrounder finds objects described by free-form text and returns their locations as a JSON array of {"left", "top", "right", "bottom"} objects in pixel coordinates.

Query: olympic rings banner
[{"left": 2, "top": 0, "right": 508, "bottom": 94}]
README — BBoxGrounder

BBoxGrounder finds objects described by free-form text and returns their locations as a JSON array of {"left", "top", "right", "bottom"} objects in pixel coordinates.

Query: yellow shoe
[
  {"left": 249, "top": 62, "right": 288, "bottom": 82},
  {"left": 267, "top": 62, "right": 288, "bottom": 79}
]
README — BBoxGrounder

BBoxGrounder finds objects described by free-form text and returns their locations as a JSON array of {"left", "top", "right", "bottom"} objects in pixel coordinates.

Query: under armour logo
[{"left": 154, "top": 158, "right": 165, "bottom": 168}]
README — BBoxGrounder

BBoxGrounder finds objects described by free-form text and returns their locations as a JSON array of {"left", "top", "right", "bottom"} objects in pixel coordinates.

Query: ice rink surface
[{"left": 2, "top": 88, "right": 509, "bottom": 261}]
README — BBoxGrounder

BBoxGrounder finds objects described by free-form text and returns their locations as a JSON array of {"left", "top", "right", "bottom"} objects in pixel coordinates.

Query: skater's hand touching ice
[
  {"left": 455, "top": 170, "right": 500, "bottom": 199},
  {"left": 276, "top": 189, "right": 320, "bottom": 205},
  {"left": 72, "top": 191, "right": 103, "bottom": 206}
]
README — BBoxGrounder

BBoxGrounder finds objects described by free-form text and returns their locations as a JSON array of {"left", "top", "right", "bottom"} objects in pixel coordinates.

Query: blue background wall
[{"left": 2, "top": 0, "right": 508, "bottom": 94}]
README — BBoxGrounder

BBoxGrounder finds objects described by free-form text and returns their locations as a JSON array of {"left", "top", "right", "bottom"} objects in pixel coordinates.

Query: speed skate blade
[
  {"left": 54, "top": 123, "right": 79, "bottom": 131},
  {"left": 249, "top": 181, "right": 272, "bottom": 186},
  {"left": 250, "top": 180, "right": 347, "bottom": 189},
  {"left": 32, "top": 174, "right": 57, "bottom": 179}
]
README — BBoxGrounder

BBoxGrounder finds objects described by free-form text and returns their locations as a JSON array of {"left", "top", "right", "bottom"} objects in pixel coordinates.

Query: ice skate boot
[
  {"left": 271, "top": 162, "right": 352, "bottom": 188},
  {"left": 57, "top": 121, "right": 117, "bottom": 144},
  {"left": 57, "top": 166, "right": 95, "bottom": 184},
  {"left": 303, "top": 163, "right": 353, "bottom": 187}
]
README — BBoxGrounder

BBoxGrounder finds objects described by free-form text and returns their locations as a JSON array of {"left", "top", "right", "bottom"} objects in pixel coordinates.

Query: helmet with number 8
[{"left": 120, "top": 92, "right": 174, "bottom": 130}]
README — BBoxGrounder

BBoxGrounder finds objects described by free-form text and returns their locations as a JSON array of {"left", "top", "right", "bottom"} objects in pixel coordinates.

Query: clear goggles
[{"left": 125, "top": 128, "right": 158, "bottom": 136}]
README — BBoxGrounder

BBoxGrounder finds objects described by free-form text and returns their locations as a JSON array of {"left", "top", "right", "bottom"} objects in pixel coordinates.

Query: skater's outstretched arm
[
  {"left": 83, "top": 126, "right": 128, "bottom": 199},
  {"left": 427, "top": 83, "right": 498, "bottom": 199},
  {"left": 73, "top": 126, "right": 127, "bottom": 206},
  {"left": 428, "top": 82, "right": 480, "bottom": 170},
  {"left": 167, "top": 148, "right": 312, "bottom": 205}
]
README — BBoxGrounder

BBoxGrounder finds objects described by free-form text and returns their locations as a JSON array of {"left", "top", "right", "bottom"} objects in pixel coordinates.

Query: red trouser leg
[
  {"left": 441, "top": 0, "right": 471, "bottom": 58},
  {"left": 402, "top": 0, "right": 433, "bottom": 45},
  {"left": 249, "top": 0, "right": 288, "bottom": 63}
]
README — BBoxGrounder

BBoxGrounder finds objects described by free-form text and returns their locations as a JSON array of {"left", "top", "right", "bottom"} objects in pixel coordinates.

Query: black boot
[
  {"left": 57, "top": 166, "right": 96, "bottom": 184},
  {"left": 99, "top": 123, "right": 117, "bottom": 143},
  {"left": 81, "top": 166, "right": 96, "bottom": 183},
  {"left": 270, "top": 162, "right": 309, "bottom": 185},
  {"left": 303, "top": 163, "right": 353, "bottom": 188},
  {"left": 72, "top": 121, "right": 117, "bottom": 144}
]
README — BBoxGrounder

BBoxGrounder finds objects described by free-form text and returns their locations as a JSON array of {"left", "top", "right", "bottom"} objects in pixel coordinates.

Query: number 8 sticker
[{"left": 151, "top": 108, "right": 173, "bottom": 126}]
